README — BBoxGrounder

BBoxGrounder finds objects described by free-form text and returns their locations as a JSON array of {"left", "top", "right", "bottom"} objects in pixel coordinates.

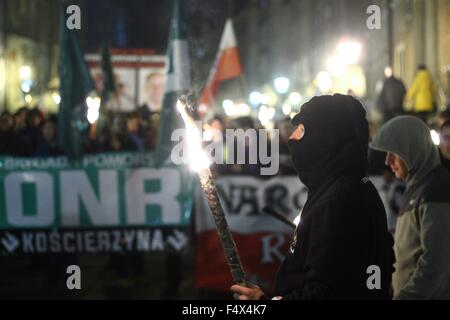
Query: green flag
[
  {"left": 58, "top": 2, "right": 94, "bottom": 159},
  {"left": 101, "top": 40, "right": 116, "bottom": 95},
  {"left": 97, "top": 39, "right": 116, "bottom": 142},
  {"left": 155, "top": 0, "right": 191, "bottom": 165}
]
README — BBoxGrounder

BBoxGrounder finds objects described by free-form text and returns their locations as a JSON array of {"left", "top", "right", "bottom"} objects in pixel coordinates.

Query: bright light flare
[
  {"left": 274, "top": 77, "right": 290, "bottom": 94},
  {"left": 327, "top": 56, "right": 346, "bottom": 76},
  {"left": 20, "top": 66, "right": 32, "bottom": 80},
  {"left": 52, "top": 92, "right": 61, "bottom": 105},
  {"left": 249, "top": 91, "right": 262, "bottom": 106},
  {"left": 293, "top": 214, "right": 301, "bottom": 227},
  {"left": 282, "top": 103, "right": 291, "bottom": 115},
  {"left": 176, "top": 100, "right": 211, "bottom": 172},
  {"left": 87, "top": 108, "right": 99, "bottom": 124},
  {"left": 86, "top": 96, "right": 101, "bottom": 124},
  {"left": 222, "top": 100, "right": 250, "bottom": 117},
  {"left": 258, "top": 105, "right": 276, "bottom": 126},
  {"left": 315, "top": 71, "right": 333, "bottom": 93},
  {"left": 431, "top": 129, "right": 440, "bottom": 146},
  {"left": 260, "top": 93, "right": 269, "bottom": 105},
  {"left": 86, "top": 96, "right": 101, "bottom": 110},
  {"left": 288, "top": 92, "right": 302, "bottom": 106},
  {"left": 21, "top": 82, "right": 31, "bottom": 93},
  {"left": 337, "top": 41, "right": 362, "bottom": 65}
]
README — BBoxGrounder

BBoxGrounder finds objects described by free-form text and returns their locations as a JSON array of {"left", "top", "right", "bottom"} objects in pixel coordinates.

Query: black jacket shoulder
[{"left": 420, "top": 165, "right": 450, "bottom": 204}]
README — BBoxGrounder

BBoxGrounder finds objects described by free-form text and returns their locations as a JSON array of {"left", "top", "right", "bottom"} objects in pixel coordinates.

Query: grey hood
[{"left": 370, "top": 115, "right": 440, "bottom": 187}]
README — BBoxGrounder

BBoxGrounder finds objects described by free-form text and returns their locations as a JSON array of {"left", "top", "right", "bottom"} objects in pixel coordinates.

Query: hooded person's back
[
  {"left": 370, "top": 116, "right": 450, "bottom": 299},
  {"left": 274, "top": 94, "right": 395, "bottom": 299},
  {"left": 377, "top": 76, "right": 406, "bottom": 119}
]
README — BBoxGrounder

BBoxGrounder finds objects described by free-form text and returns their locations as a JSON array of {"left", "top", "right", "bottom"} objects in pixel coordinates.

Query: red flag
[{"left": 199, "top": 19, "right": 243, "bottom": 108}]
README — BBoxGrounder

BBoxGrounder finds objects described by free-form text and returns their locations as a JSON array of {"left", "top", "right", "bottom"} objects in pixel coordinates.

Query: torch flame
[{"left": 176, "top": 100, "right": 211, "bottom": 172}]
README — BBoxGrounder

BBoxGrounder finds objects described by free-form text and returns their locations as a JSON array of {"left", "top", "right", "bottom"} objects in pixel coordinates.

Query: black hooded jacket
[{"left": 274, "top": 94, "right": 395, "bottom": 299}]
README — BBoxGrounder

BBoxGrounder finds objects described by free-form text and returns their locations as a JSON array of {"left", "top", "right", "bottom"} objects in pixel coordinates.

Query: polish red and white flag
[{"left": 199, "top": 19, "right": 243, "bottom": 109}]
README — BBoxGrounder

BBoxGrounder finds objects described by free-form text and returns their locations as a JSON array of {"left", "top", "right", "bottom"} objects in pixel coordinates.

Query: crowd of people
[
  {"left": 0, "top": 72, "right": 164, "bottom": 158},
  {"left": 377, "top": 65, "right": 437, "bottom": 123},
  {"left": 0, "top": 107, "right": 161, "bottom": 157},
  {"left": 376, "top": 65, "right": 450, "bottom": 173},
  {"left": 1, "top": 65, "right": 449, "bottom": 179},
  {"left": 0, "top": 106, "right": 296, "bottom": 179}
]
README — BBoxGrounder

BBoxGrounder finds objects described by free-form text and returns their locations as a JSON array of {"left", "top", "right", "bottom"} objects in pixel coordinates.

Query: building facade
[
  {"left": 2, "top": 0, "right": 60, "bottom": 113},
  {"left": 229, "top": 0, "right": 449, "bottom": 118}
]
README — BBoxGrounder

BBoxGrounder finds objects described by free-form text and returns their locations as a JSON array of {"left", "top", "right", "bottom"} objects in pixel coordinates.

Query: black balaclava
[{"left": 287, "top": 94, "right": 369, "bottom": 191}]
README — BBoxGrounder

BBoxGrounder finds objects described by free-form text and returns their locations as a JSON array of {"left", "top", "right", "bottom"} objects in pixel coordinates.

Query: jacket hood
[
  {"left": 370, "top": 115, "right": 440, "bottom": 186},
  {"left": 416, "top": 70, "right": 433, "bottom": 82},
  {"left": 288, "top": 94, "right": 369, "bottom": 190}
]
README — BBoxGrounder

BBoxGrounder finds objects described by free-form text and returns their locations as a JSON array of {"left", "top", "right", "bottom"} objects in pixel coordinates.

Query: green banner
[{"left": 0, "top": 152, "right": 195, "bottom": 230}]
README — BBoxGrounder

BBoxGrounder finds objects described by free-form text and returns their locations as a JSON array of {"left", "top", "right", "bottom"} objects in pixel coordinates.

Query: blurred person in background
[
  {"left": 13, "top": 107, "right": 33, "bottom": 156},
  {"left": 439, "top": 120, "right": 450, "bottom": 172},
  {"left": 205, "top": 114, "right": 228, "bottom": 176},
  {"left": 0, "top": 112, "right": 15, "bottom": 155},
  {"left": 208, "top": 115, "right": 226, "bottom": 143},
  {"left": 35, "top": 117, "right": 62, "bottom": 157},
  {"left": 377, "top": 66, "right": 406, "bottom": 123},
  {"left": 371, "top": 115, "right": 450, "bottom": 299},
  {"left": 138, "top": 73, "right": 165, "bottom": 118},
  {"left": 109, "top": 112, "right": 128, "bottom": 152},
  {"left": 121, "top": 111, "right": 145, "bottom": 151},
  {"left": 143, "top": 114, "right": 159, "bottom": 151},
  {"left": 405, "top": 65, "right": 436, "bottom": 123},
  {"left": 26, "top": 108, "right": 44, "bottom": 150},
  {"left": 84, "top": 123, "right": 104, "bottom": 154},
  {"left": 227, "top": 116, "right": 261, "bottom": 176},
  {"left": 138, "top": 73, "right": 165, "bottom": 151},
  {"left": 435, "top": 110, "right": 450, "bottom": 129}
]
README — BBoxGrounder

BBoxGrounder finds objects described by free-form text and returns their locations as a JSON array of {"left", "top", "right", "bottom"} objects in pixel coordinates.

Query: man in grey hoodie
[{"left": 371, "top": 115, "right": 450, "bottom": 299}]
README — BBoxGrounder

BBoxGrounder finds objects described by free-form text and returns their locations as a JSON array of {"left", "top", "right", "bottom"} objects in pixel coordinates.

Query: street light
[
  {"left": 288, "top": 92, "right": 302, "bottom": 106},
  {"left": 20, "top": 82, "right": 31, "bottom": 93},
  {"left": 19, "top": 66, "right": 32, "bottom": 80},
  {"left": 249, "top": 91, "right": 262, "bottom": 106},
  {"left": 315, "top": 71, "right": 333, "bottom": 93},
  {"left": 260, "top": 93, "right": 269, "bottom": 105},
  {"left": 222, "top": 99, "right": 234, "bottom": 115},
  {"left": 235, "top": 103, "right": 251, "bottom": 116},
  {"left": 52, "top": 92, "right": 61, "bottom": 105},
  {"left": 327, "top": 56, "right": 346, "bottom": 76},
  {"left": 282, "top": 103, "right": 291, "bottom": 115},
  {"left": 223, "top": 99, "right": 251, "bottom": 117},
  {"left": 24, "top": 94, "right": 32, "bottom": 104},
  {"left": 274, "top": 77, "right": 290, "bottom": 94},
  {"left": 258, "top": 105, "right": 276, "bottom": 126},
  {"left": 336, "top": 40, "right": 362, "bottom": 65}
]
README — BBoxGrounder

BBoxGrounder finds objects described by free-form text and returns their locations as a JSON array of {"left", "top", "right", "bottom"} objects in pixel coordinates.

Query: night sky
[{"left": 83, "top": 0, "right": 252, "bottom": 53}]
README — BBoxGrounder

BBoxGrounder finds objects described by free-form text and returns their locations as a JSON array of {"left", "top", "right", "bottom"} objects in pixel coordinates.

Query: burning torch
[{"left": 176, "top": 94, "right": 247, "bottom": 286}]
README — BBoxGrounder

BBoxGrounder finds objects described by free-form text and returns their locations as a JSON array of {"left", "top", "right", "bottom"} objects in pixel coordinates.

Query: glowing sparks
[{"left": 176, "top": 100, "right": 211, "bottom": 172}]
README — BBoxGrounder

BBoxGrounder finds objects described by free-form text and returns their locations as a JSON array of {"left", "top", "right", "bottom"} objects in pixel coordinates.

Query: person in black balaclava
[{"left": 231, "top": 94, "right": 395, "bottom": 300}]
